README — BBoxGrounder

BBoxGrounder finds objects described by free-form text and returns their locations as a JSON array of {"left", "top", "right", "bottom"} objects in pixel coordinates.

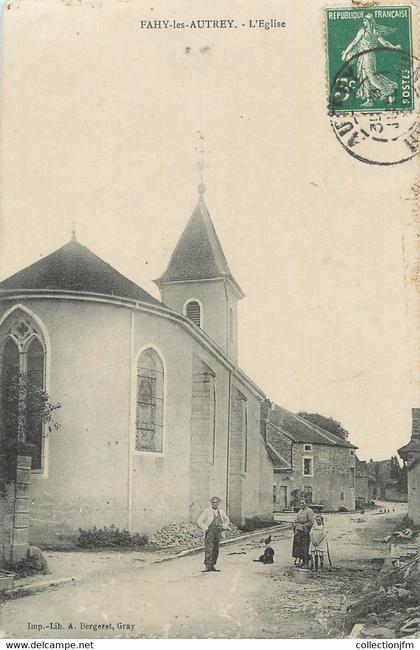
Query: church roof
[
  {"left": 0, "top": 239, "right": 161, "bottom": 305},
  {"left": 269, "top": 405, "right": 357, "bottom": 449},
  {"left": 156, "top": 191, "right": 244, "bottom": 297}
]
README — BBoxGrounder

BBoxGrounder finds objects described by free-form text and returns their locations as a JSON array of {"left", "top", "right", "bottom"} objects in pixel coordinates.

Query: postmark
[{"left": 325, "top": 6, "right": 419, "bottom": 165}]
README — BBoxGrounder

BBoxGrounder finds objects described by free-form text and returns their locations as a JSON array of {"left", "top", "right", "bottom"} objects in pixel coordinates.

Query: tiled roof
[
  {"left": 398, "top": 436, "right": 420, "bottom": 457},
  {"left": 264, "top": 441, "right": 292, "bottom": 470},
  {"left": 156, "top": 195, "right": 244, "bottom": 296},
  {"left": 269, "top": 404, "right": 357, "bottom": 449},
  {"left": 0, "top": 240, "right": 161, "bottom": 305}
]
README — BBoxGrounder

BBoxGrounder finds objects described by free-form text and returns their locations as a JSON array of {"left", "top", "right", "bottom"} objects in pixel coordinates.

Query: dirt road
[{"left": 0, "top": 502, "right": 407, "bottom": 639}]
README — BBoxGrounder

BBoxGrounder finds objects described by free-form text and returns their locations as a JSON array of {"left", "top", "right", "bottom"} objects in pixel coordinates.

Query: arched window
[
  {"left": 0, "top": 309, "right": 46, "bottom": 471},
  {"left": 26, "top": 338, "right": 45, "bottom": 470},
  {"left": 135, "top": 348, "right": 164, "bottom": 452},
  {"left": 185, "top": 300, "right": 201, "bottom": 328}
]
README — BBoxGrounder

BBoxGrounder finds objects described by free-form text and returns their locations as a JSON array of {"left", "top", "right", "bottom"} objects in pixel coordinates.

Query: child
[{"left": 309, "top": 514, "right": 327, "bottom": 571}]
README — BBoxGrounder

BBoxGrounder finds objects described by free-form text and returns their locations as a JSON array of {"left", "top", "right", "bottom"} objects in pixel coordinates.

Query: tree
[
  {"left": 0, "top": 369, "right": 61, "bottom": 483},
  {"left": 297, "top": 412, "right": 349, "bottom": 440}
]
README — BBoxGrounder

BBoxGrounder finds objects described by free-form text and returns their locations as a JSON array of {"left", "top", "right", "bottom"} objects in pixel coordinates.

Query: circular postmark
[{"left": 329, "top": 48, "right": 419, "bottom": 165}]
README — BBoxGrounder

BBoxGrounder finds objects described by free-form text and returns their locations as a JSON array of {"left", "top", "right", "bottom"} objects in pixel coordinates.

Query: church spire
[
  {"left": 155, "top": 191, "right": 243, "bottom": 298},
  {"left": 154, "top": 147, "right": 244, "bottom": 361}
]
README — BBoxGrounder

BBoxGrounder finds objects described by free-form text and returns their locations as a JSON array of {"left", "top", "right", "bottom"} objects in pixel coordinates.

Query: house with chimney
[{"left": 262, "top": 404, "right": 357, "bottom": 512}]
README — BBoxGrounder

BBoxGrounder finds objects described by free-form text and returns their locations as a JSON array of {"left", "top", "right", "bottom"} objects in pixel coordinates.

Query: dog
[{"left": 253, "top": 546, "right": 275, "bottom": 564}]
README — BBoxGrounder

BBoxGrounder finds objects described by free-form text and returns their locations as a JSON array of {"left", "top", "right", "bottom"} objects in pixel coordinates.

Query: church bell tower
[{"left": 155, "top": 184, "right": 244, "bottom": 362}]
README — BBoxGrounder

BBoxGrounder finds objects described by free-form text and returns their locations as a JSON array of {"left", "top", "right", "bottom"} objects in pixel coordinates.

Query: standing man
[{"left": 198, "top": 496, "right": 230, "bottom": 572}]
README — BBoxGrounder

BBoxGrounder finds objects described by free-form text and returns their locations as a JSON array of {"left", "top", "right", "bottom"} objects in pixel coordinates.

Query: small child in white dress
[{"left": 309, "top": 514, "right": 327, "bottom": 571}]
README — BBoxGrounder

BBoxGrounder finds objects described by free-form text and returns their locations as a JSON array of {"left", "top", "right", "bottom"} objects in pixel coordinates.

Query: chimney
[
  {"left": 260, "top": 399, "right": 271, "bottom": 442},
  {"left": 412, "top": 408, "right": 420, "bottom": 438}
]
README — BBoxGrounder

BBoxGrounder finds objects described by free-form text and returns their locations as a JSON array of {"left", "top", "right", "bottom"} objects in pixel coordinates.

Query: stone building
[
  {"left": 264, "top": 405, "right": 357, "bottom": 512},
  {"left": 366, "top": 459, "right": 392, "bottom": 499},
  {"left": 0, "top": 186, "right": 274, "bottom": 549},
  {"left": 366, "top": 458, "right": 407, "bottom": 502},
  {"left": 398, "top": 408, "right": 420, "bottom": 524},
  {"left": 355, "top": 457, "right": 370, "bottom": 503},
  {"left": 354, "top": 457, "right": 378, "bottom": 504}
]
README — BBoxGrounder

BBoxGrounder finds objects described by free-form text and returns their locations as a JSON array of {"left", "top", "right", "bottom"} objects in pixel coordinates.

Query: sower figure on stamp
[
  {"left": 198, "top": 496, "right": 230, "bottom": 572},
  {"left": 341, "top": 14, "right": 401, "bottom": 108}
]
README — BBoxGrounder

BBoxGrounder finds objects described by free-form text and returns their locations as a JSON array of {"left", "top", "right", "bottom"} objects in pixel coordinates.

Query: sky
[{"left": 0, "top": 0, "right": 417, "bottom": 460}]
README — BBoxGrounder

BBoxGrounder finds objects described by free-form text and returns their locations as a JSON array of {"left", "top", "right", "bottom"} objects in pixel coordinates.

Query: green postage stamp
[{"left": 326, "top": 6, "right": 414, "bottom": 112}]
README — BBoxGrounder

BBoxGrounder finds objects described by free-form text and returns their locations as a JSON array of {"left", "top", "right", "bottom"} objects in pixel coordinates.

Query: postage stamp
[{"left": 326, "top": 6, "right": 414, "bottom": 113}]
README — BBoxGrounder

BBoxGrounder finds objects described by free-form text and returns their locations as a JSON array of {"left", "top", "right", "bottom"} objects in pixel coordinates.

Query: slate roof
[
  {"left": 156, "top": 195, "right": 244, "bottom": 297},
  {"left": 269, "top": 405, "right": 357, "bottom": 449},
  {"left": 0, "top": 239, "right": 161, "bottom": 305}
]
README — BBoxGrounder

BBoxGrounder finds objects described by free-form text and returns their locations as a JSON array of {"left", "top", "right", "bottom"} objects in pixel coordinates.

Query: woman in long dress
[
  {"left": 292, "top": 499, "right": 315, "bottom": 568},
  {"left": 341, "top": 14, "right": 401, "bottom": 107}
]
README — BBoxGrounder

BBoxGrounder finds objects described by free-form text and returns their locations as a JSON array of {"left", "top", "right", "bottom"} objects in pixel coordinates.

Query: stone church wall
[
  {"left": 1, "top": 296, "right": 272, "bottom": 542},
  {"left": 27, "top": 298, "right": 132, "bottom": 545}
]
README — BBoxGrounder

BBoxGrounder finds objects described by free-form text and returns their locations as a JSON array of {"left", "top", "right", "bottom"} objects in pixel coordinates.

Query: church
[{"left": 0, "top": 185, "right": 274, "bottom": 545}]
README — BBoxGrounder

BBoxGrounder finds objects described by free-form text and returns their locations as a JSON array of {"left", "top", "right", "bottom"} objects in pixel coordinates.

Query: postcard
[{"left": 0, "top": 0, "right": 419, "bottom": 642}]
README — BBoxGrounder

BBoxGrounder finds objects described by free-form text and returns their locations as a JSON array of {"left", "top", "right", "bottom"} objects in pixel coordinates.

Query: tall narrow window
[
  {"left": 26, "top": 339, "right": 45, "bottom": 470},
  {"left": 185, "top": 300, "right": 201, "bottom": 327},
  {"left": 136, "top": 348, "right": 164, "bottom": 452},
  {"left": 303, "top": 457, "right": 313, "bottom": 477},
  {"left": 1, "top": 338, "right": 20, "bottom": 448},
  {"left": 0, "top": 324, "right": 46, "bottom": 471}
]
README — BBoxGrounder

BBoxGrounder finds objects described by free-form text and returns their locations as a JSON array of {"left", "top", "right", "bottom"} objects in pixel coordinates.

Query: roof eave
[
  {"left": 154, "top": 273, "right": 245, "bottom": 299},
  {"left": 0, "top": 288, "right": 265, "bottom": 400}
]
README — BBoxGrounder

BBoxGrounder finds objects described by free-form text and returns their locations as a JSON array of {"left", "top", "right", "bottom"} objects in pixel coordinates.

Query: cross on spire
[
  {"left": 71, "top": 220, "right": 77, "bottom": 241},
  {"left": 196, "top": 131, "right": 207, "bottom": 197}
]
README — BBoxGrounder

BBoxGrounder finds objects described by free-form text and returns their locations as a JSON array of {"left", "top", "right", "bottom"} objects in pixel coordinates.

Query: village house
[
  {"left": 398, "top": 408, "right": 420, "bottom": 525},
  {"left": 354, "top": 456, "right": 375, "bottom": 505},
  {"left": 262, "top": 404, "right": 357, "bottom": 512},
  {"left": 366, "top": 458, "right": 407, "bottom": 503},
  {"left": 0, "top": 185, "right": 275, "bottom": 553}
]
